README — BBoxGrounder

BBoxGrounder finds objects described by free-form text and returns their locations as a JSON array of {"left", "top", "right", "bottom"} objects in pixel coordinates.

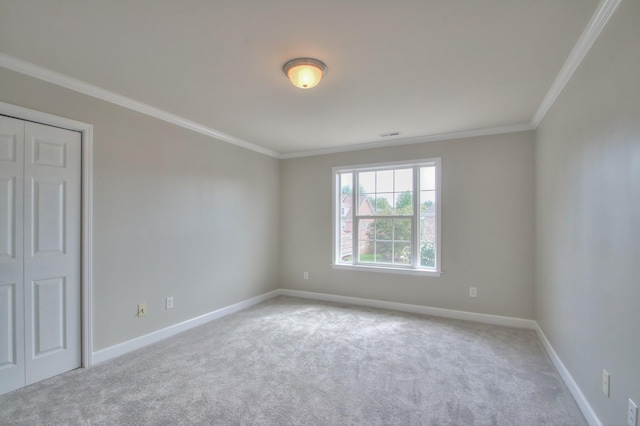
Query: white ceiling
[{"left": 0, "top": 0, "right": 600, "bottom": 156}]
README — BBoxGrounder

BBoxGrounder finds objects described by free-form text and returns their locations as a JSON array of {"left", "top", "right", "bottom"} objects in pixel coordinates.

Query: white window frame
[{"left": 332, "top": 157, "right": 442, "bottom": 277}]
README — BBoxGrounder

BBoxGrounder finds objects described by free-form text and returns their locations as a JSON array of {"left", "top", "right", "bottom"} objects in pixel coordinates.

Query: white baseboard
[
  {"left": 91, "top": 288, "right": 533, "bottom": 366},
  {"left": 534, "top": 323, "right": 602, "bottom": 426},
  {"left": 92, "top": 289, "right": 281, "bottom": 365},
  {"left": 278, "top": 289, "right": 536, "bottom": 329}
]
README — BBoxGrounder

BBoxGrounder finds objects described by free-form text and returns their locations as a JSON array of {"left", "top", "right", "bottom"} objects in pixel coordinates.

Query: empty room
[{"left": 0, "top": 0, "right": 638, "bottom": 424}]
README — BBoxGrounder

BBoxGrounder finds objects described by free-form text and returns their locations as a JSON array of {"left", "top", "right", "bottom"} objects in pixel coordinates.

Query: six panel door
[{"left": 0, "top": 116, "right": 81, "bottom": 395}]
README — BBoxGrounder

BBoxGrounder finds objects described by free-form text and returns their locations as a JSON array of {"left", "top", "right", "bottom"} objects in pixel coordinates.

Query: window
[{"left": 333, "top": 158, "right": 441, "bottom": 276}]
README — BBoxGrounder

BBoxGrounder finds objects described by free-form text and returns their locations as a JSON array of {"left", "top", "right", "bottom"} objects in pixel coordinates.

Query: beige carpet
[{"left": 0, "top": 296, "right": 586, "bottom": 425}]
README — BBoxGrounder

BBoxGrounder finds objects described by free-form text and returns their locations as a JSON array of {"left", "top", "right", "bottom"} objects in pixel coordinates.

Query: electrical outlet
[
  {"left": 304, "top": 271, "right": 309, "bottom": 280},
  {"left": 629, "top": 399, "right": 638, "bottom": 426},
  {"left": 137, "top": 303, "right": 147, "bottom": 317},
  {"left": 166, "top": 296, "right": 174, "bottom": 309},
  {"left": 602, "top": 370, "right": 610, "bottom": 397},
  {"left": 469, "top": 287, "right": 477, "bottom": 297}
]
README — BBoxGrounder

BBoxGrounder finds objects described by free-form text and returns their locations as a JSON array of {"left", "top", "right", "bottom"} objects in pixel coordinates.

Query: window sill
[{"left": 332, "top": 263, "right": 442, "bottom": 277}]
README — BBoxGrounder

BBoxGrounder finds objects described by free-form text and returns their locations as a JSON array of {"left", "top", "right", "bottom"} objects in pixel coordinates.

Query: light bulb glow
[{"left": 283, "top": 58, "right": 327, "bottom": 89}]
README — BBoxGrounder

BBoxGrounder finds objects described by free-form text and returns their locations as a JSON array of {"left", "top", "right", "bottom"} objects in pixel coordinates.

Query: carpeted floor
[{"left": 0, "top": 296, "right": 586, "bottom": 425}]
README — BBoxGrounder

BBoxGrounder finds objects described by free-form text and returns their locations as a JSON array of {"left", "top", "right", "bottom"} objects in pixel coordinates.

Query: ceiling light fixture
[{"left": 283, "top": 58, "right": 327, "bottom": 89}]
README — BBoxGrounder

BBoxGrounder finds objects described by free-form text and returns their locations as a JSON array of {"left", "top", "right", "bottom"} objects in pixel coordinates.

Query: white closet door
[
  {"left": 0, "top": 116, "right": 26, "bottom": 394},
  {"left": 23, "top": 121, "right": 81, "bottom": 385}
]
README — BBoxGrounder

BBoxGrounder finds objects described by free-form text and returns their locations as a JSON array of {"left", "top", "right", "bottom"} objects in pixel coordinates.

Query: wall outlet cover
[
  {"left": 629, "top": 399, "right": 638, "bottom": 426},
  {"left": 602, "top": 370, "right": 610, "bottom": 397},
  {"left": 138, "top": 303, "right": 147, "bottom": 317}
]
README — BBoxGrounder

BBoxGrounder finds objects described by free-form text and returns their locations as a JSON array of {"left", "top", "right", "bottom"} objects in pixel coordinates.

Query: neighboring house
[
  {"left": 340, "top": 194, "right": 374, "bottom": 259},
  {"left": 340, "top": 194, "right": 374, "bottom": 232},
  {"left": 421, "top": 203, "right": 436, "bottom": 243}
]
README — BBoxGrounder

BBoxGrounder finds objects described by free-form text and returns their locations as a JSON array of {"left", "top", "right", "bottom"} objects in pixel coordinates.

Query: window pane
[
  {"left": 357, "top": 238, "right": 373, "bottom": 262},
  {"left": 338, "top": 173, "right": 353, "bottom": 262},
  {"left": 394, "top": 242, "right": 411, "bottom": 264},
  {"left": 373, "top": 218, "right": 393, "bottom": 240},
  {"left": 394, "top": 191, "right": 412, "bottom": 215},
  {"left": 420, "top": 190, "right": 436, "bottom": 215},
  {"left": 420, "top": 211, "right": 436, "bottom": 243},
  {"left": 340, "top": 173, "right": 353, "bottom": 196},
  {"left": 376, "top": 170, "right": 393, "bottom": 193},
  {"left": 394, "top": 168, "right": 413, "bottom": 192},
  {"left": 358, "top": 218, "right": 414, "bottom": 266},
  {"left": 359, "top": 171, "right": 375, "bottom": 194},
  {"left": 393, "top": 218, "right": 411, "bottom": 240},
  {"left": 420, "top": 166, "right": 436, "bottom": 191},
  {"left": 357, "top": 220, "right": 373, "bottom": 262},
  {"left": 419, "top": 186, "right": 437, "bottom": 269},
  {"left": 420, "top": 242, "right": 436, "bottom": 268},
  {"left": 373, "top": 194, "right": 394, "bottom": 215},
  {"left": 358, "top": 196, "right": 375, "bottom": 216},
  {"left": 375, "top": 241, "right": 392, "bottom": 263}
]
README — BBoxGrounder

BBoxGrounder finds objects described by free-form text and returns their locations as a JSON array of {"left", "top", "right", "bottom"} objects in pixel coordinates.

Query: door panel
[
  {"left": 0, "top": 283, "right": 17, "bottom": 365},
  {"left": 32, "top": 277, "right": 66, "bottom": 356},
  {"left": 0, "top": 132, "right": 17, "bottom": 162},
  {"left": 32, "top": 179, "right": 66, "bottom": 255},
  {"left": 23, "top": 121, "right": 81, "bottom": 386},
  {"left": 0, "top": 116, "right": 25, "bottom": 395},
  {"left": 32, "top": 139, "right": 67, "bottom": 168},
  {"left": 0, "top": 177, "right": 16, "bottom": 258}
]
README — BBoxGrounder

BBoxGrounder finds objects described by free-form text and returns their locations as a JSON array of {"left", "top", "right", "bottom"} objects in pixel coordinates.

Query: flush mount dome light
[{"left": 283, "top": 58, "right": 327, "bottom": 89}]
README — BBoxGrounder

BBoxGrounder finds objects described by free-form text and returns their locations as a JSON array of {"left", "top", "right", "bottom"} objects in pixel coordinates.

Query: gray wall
[
  {"left": 0, "top": 68, "right": 281, "bottom": 350},
  {"left": 534, "top": 0, "right": 640, "bottom": 423},
  {"left": 280, "top": 131, "right": 535, "bottom": 319}
]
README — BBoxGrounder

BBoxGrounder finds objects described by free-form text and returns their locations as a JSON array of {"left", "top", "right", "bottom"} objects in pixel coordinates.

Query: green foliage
[
  {"left": 373, "top": 197, "right": 392, "bottom": 214},
  {"left": 365, "top": 191, "right": 413, "bottom": 262},
  {"left": 363, "top": 190, "right": 435, "bottom": 267},
  {"left": 420, "top": 242, "right": 435, "bottom": 267},
  {"left": 395, "top": 191, "right": 412, "bottom": 213}
]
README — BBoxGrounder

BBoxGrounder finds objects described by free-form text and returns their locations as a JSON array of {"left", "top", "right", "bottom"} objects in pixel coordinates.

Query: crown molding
[
  {"left": 0, "top": 52, "right": 280, "bottom": 159},
  {"left": 531, "top": 0, "right": 622, "bottom": 127},
  {"left": 0, "top": 0, "right": 619, "bottom": 160},
  {"left": 280, "top": 123, "right": 534, "bottom": 159}
]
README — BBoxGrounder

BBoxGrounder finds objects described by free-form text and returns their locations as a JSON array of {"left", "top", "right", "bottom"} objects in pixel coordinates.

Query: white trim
[
  {"left": 531, "top": 0, "right": 622, "bottom": 127},
  {"left": 534, "top": 322, "right": 602, "bottom": 426},
  {"left": 92, "top": 290, "right": 281, "bottom": 365},
  {"left": 0, "top": 53, "right": 280, "bottom": 159},
  {"left": 81, "top": 126, "right": 94, "bottom": 368},
  {"left": 332, "top": 264, "right": 442, "bottom": 277},
  {"left": 0, "top": 101, "right": 94, "bottom": 368},
  {"left": 282, "top": 123, "right": 534, "bottom": 159},
  {"left": 332, "top": 158, "right": 442, "bottom": 275},
  {"left": 0, "top": 55, "right": 533, "bottom": 160},
  {"left": 279, "top": 289, "right": 535, "bottom": 329}
]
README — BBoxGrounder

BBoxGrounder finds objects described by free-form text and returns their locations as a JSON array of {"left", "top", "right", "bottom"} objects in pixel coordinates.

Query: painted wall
[
  {"left": 280, "top": 131, "right": 535, "bottom": 319},
  {"left": 534, "top": 0, "right": 640, "bottom": 423},
  {"left": 0, "top": 68, "right": 281, "bottom": 351}
]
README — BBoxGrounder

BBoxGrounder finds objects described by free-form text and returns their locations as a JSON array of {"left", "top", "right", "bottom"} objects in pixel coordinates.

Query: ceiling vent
[{"left": 379, "top": 132, "right": 401, "bottom": 138}]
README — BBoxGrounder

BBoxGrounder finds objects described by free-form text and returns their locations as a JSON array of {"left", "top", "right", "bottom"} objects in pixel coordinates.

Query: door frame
[{"left": 0, "top": 101, "right": 94, "bottom": 368}]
